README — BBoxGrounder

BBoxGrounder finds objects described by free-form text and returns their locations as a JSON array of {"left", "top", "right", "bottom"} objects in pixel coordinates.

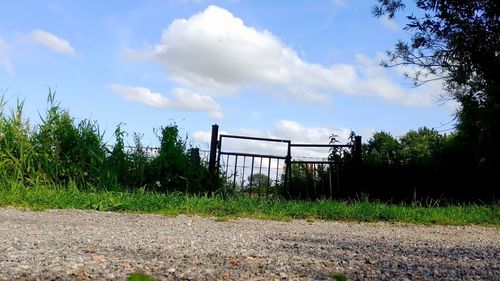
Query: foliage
[
  {"left": 372, "top": 0, "right": 500, "bottom": 183},
  {"left": 0, "top": 99, "right": 37, "bottom": 186},
  {"left": 247, "top": 172, "right": 273, "bottom": 195},
  {"left": 399, "top": 127, "right": 444, "bottom": 165},
  {"left": 364, "top": 131, "right": 401, "bottom": 165},
  {"left": 0, "top": 92, "right": 209, "bottom": 193},
  {"left": 1, "top": 91, "right": 496, "bottom": 202}
]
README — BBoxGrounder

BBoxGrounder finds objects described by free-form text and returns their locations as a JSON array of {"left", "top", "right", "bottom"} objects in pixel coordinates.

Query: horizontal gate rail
[
  {"left": 219, "top": 134, "right": 291, "bottom": 143},
  {"left": 290, "top": 143, "right": 353, "bottom": 148},
  {"left": 290, "top": 160, "right": 335, "bottom": 164},
  {"left": 220, "top": 151, "right": 287, "bottom": 159}
]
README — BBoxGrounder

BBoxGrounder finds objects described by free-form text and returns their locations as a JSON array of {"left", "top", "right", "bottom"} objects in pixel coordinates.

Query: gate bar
[
  {"left": 291, "top": 143, "right": 353, "bottom": 148},
  {"left": 220, "top": 151, "right": 286, "bottom": 159},
  {"left": 233, "top": 156, "right": 238, "bottom": 189},
  {"left": 220, "top": 134, "right": 291, "bottom": 143}
]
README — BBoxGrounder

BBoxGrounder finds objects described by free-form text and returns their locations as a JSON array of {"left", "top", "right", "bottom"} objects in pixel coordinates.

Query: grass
[
  {"left": 127, "top": 273, "right": 156, "bottom": 281},
  {"left": 0, "top": 184, "right": 498, "bottom": 226},
  {"left": 329, "top": 272, "right": 347, "bottom": 281}
]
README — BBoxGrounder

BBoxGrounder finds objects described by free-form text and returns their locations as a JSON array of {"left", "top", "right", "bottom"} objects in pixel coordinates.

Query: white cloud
[
  {"left": 0, "top": 37, "right": 14, "bottom": 74},
  {"left": 126, "top": 5, "right": 356, "bottom": 102},
  {"left": 379, "top": 15, "right": 400, "bottom": 31},
  {"left": 29, "top": 29, "right": 75, "bottom": 55},
  {"left": 127, "top": 5, "right": 447, "bottom": 108},
  {"left": 108, "top": 83, "right": 223, "bottom": 119},
  {"left": 353, "top": 54, "right": 447, "bottom": 107}
]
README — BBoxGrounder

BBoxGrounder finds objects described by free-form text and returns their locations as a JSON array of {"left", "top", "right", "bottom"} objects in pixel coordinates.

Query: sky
[{"left": 0, "top": 0, "right": 457, "bottom": 157}]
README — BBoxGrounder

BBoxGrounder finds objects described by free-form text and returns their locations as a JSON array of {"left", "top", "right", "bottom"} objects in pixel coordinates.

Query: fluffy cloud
[
  {"left": 109, "top": 83, "right": 223, "bottom": 119},
  {"left": 127, "top": 5, "right": 445, "bottom": 107},
  {"left": 29, "top": 29, "right": 75, "bottom": 55},
  {"left": 354, "top": 54, "right": 443, "bottom": 107},
  {"left": 0, "top": 37, "right": 14, "bottom": 74}
]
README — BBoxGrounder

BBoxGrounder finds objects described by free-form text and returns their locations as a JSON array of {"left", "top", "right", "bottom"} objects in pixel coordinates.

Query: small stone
[
  {"left": 205, "top": 268, "right": 215, "bottom": 275},
  {"left": 167, "top": 268, "right": 176, "bottom": 273},
  {"left": 91, "top": 255, "right": 107, "bottom": 264}
]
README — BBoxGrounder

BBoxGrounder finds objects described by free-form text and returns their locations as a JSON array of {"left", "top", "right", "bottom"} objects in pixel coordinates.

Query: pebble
[{"left": 0, "top": 207, "right": 498, "bottom": 280}]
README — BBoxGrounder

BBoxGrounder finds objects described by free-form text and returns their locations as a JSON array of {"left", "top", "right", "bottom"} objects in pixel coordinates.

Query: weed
[
  {"left": 127, "top": 272, "right": 156, "bottom": 281},
  {"left": 329, "top": 272, "right": 347, "bottom": 281}
]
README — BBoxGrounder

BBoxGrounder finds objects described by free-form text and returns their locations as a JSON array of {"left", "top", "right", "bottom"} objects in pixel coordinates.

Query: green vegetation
[
  {"left": 0, "top": 184, "right": 497, "bottom": 226},
  {"left": 127, "top": 273, "right": 156, "bottom": 281},
  {"left": 1, "top": 91, "right": 498, "bottom": 226},
  {"left": 0, "top": 91, "right": 211, "bottom": 193},
  {"left": 372, "top": 0, "right": 499, "bottom": 201},
  {"left": 330, "top": 272, "right": 347, "bottom": 281}
]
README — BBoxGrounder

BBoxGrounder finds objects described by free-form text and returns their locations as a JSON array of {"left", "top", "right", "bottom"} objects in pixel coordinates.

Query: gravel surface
[{"left": 0, "top": 207, "right": 498, "bottom": 281}]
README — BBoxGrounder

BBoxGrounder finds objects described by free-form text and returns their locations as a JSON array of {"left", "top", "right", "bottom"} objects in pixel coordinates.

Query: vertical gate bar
[
  {"left": 233, "top": 155, "right": 238, "bottom": 190},
  {"left": 250, "top": 156, "right": 255, "bottom": 195},
  {"left": 216, "top": 136, "right": 222, "bottom": 170},
  {"left": 284, "top": 143, "right": 291, "bottom": 196},
  {"left": 259, "top": 157, "right": 263, "bottom": 196},
  {"left": 267, "top": 157, "right": 271, "bottom": 197},
  {"left": 275, "top": 159, "right": 280, "bottom": 186},
  {"left": 329, "top": 163, "right": 333, "bottom": 199},
  {"left": 241, "top": 156, "right": 246, "bottom": 188},
  {"left": 225, "top": 154, "right": 230, "bottom": 179},
  {"left": 313, "top": 164, "right": 317, "bottom": 199},
  {"left": 320, "top": 163, "right": 324, "bottom": 196},
  {"left": 259, "top": 157, "right": 263, "bottom": 174}
]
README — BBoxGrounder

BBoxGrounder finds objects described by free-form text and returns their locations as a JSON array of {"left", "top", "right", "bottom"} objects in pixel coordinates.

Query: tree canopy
[{"left": 373, "top": 0, "right": 500, "bottom": 172}]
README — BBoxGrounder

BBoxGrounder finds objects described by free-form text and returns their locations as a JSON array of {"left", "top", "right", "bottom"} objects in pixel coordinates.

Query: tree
[
  {"left": 399, "top": 127, "right": 443, "bottom": 165},
  {"left": 364, "top": 131, "right": 401, "bottom": 165},
  {"left": 372, "top": 0, "right": 500, "bottom": 172},
  {"left": 247, "top": 173, "right": 271, "bottom": 190},
  {"left": 150, "top": 125, "right": 189, "bottom": 191}
]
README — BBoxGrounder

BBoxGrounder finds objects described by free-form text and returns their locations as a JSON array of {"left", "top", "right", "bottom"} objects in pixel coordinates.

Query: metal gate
[{"left": 207, "top": 124, "right": 361, "bottom": 198}]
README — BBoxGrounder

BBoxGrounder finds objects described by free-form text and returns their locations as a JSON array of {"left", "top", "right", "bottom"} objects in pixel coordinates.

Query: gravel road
[{"left": 0, "top": 207, "right": 498, "bottom": 280}]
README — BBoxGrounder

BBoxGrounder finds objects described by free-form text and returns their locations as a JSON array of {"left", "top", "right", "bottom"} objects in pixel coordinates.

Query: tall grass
[
  {"left": 0, "top": 184, "right": 498, "bottom": 226},
  {"left": 0, "top": 91, "right": 210, "bottom": 192}
]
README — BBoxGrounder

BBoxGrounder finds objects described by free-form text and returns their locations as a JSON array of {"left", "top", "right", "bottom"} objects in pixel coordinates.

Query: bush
[{"left": 0, "top": 91, "right": 210, "bottom": 193}]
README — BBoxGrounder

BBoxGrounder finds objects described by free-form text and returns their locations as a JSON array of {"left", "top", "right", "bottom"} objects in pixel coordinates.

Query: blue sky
[{"left": 0, "top": 0, "right": 456, "bottom": 153}]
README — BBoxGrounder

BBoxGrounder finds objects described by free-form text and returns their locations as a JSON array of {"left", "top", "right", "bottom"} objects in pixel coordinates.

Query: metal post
[
  {"left": 208, "top": 124, "right": 219, "bottom": 174},
  {"left": 284, "top": 143, "right": 291, "bottom": 196},
  {"left": 329, "top": 164, "right": 333, "bottom": 199},
  {"left": 354, "top": 136, "right": 362, "bottom": 164}
]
